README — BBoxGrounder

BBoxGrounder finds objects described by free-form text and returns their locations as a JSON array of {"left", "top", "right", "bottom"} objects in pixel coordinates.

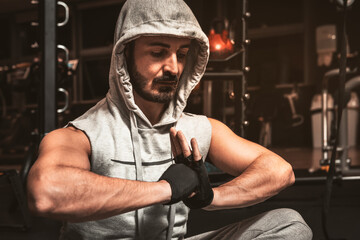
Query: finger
[
  {"left": 169, "top": 127, "right": 177, "bottom": 157},
  {"left": 170, "top": 133, "right": 177, "bottom": 157},
  {"left": 170, "top": 127, "right": 182, "bottom": 157},
  {"left": 188, "top": 192, "right": 196, "bottom": 198},
  {"left": 190, "top": 138, "right": 202, "bottom": 161},
  {"left": 176, "top": 131, "right": 192, "bottom": 157}
]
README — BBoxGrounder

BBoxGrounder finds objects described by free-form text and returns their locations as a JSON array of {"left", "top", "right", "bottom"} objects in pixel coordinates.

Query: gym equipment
[
  {"left": 0, "top": 170, "right": 31, "bottom": 230},
  {"left": 0, "top": 0, "right": 73, "bottom": 232}
]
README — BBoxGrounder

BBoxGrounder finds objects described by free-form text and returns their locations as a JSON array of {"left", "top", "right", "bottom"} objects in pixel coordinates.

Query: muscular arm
[
  {"left": 205, "top": 118, "right": 295, "bottom": 210},
  {"left": 27, "top": 127, "right": 171, "bottom": 222}
]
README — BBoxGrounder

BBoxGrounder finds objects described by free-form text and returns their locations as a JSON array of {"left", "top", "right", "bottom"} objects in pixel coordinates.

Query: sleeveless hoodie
[{"left": 60, "top": 0, "right": 211, "bottom": 239}]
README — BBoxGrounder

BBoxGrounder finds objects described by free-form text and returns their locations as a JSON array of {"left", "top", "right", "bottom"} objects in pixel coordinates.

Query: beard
[{"left": 129, "top": 64, "right": 179, "bottom": 104}]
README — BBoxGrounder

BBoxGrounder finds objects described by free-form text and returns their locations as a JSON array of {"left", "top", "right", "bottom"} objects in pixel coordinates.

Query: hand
[
  {"left": 170, "top": 128, "right": 214, "bottom": 209},
  {"left": 158, "top": 164, "right": 199, "bottom": 205}
]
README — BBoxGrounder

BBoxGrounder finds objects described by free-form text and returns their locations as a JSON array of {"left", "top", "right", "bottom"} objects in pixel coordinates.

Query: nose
[{"left": 163, "top": 53, "right": 179, "bottom": 75}]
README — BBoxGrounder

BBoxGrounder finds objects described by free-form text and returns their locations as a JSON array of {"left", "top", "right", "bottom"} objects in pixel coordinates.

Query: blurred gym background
[{"left": 1, "top": 0, "right": 360, "bottom": 239}]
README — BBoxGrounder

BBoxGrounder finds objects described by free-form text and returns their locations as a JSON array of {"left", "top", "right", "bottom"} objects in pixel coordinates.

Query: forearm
[
  {"left": 205, "top": 154, "right": 295, "bottom": 210},
  {"left": 27, "top": 165, "right": 170, "bottom": 222}
]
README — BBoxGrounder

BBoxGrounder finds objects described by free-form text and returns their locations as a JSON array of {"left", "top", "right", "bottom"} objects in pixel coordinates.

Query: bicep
[
  {"left": 33, "top": 127, "right": 91, "bottom": 171},
  {"left": 207, "top": 118, "right": 268, "bottom": 176}
]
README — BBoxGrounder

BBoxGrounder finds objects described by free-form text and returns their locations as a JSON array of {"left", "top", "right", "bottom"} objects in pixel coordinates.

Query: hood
[{"left": 107, "top": 0, "right": 209, "bottom": 128}]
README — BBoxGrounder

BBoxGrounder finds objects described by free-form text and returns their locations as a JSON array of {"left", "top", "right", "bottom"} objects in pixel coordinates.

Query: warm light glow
[{"left": 215, "top": 44, "right": 222, "bottom": 50}]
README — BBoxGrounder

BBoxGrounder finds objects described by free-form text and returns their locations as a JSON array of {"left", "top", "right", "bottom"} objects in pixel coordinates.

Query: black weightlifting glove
[
  {"left": 159, "top": 164, "right": 199, "bottom": 205},
  {"left": 175, "top": 155, "right": 214, "bottom": 209}
]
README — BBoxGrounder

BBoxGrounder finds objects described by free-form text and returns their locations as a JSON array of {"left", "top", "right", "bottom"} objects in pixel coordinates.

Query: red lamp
[{"left": 208, "top": 20, "right": 234, "bottom": 59}]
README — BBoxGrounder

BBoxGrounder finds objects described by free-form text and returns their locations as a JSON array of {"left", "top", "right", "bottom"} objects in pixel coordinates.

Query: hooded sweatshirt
[{"left": 60, "top": 0, "right": 211, "bottom": 239}]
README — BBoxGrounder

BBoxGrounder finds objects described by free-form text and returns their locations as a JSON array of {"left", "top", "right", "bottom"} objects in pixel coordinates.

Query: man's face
[{"left": 127, "top": 36, "right": 191, "bottom": 103}]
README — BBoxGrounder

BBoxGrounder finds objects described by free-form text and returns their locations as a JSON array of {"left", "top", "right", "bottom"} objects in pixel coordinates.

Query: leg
[{"left": 186, "top": 208, "right": 312, "bottom": 240}]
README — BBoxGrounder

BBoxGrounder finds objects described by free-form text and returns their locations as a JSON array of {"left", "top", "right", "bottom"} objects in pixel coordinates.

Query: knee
[
  {"left": 271, "top": 208, "right": 305, "bottom": 223},
  {"left": 271, "top": 208, "right": 313, "bottom": 240}
]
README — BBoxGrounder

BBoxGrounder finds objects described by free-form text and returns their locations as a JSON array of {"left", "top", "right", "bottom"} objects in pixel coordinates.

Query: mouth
[
  {"left": 156, "top": 80, "right": 177, "bottom": 85},
  {"left": 154, "top": 74, "right": 179, "bottom": 86},
  {"left": 154, "top": 79, "right": 178, "bottom": 85}
]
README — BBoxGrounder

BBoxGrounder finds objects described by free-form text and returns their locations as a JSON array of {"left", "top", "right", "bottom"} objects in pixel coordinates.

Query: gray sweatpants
[{"left": 186, "top": 208, "right": 312, "bottom": 240}]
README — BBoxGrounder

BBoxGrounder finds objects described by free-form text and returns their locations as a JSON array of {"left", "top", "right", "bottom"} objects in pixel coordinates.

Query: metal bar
[
  {"left": 203, "top": 71, "right": 243, "bottom": 80},
  {"left": 339, "top": 107, "right": 348, "bottom": 172},
  {"left": 321, "top": 88, "right": 329, "bottom": 162},
  {"left": 57, "top": 1, "right": 69, "bottom": 27},
  {"left": 78, "top": 8, "right": 84, "bottom": 101},
  {"left": 57, "top": 88, "right": 69, "bottom": 113},
  {"left": 320, "top": 68, "right": 354, "bottom": 164},
  {"left": 236, "top": 0, "right": 248, "bottom": 137},
  {"left": 340, "top": 75, "right": 360, "bottom": 173},
  {"left": 39, "top": 0, "right": 57, "bottom": 136},
  {"left": 57, "top": 44, "right": 69, "bottom": 63},
  {"left": 71, "top": 5, "right": 78, "bottom": 102},
  {"left": 296, "top": 175, "right": 360, "bottom": 183},
  {"left": 234, "top": 75, "right": 242, "bottom": 134}
]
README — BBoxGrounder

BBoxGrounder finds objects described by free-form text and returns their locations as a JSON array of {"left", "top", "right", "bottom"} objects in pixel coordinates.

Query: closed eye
[
  {"left": 177, "top": 49, "right": 189, "bottom": 61},
  {"left": 177, "top": 52, "right": 186, "bottom": 60},
  {"left": 151, "top": 49, "right": 166, "bottom": 58}
]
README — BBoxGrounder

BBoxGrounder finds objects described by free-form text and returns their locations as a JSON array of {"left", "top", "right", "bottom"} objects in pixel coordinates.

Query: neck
[{"left": 133, "top": 92, "right": 167, "bottom": 125}]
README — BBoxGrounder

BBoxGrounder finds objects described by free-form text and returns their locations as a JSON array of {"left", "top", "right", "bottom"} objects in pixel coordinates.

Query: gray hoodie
[{"left": 61, "top": 0, "right": 211, "bottom": 239}]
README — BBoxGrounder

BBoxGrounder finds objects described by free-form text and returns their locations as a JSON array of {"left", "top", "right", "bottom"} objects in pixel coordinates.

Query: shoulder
[
  {"left": 34, "top": 127, "right": 91, "bottom": 170},
  {"left": 207, "top": 117, "right": 254, "bottom": 151},
  {"left": 207, "top": 118, "right": 234, "bottom": 137},
  {"left": 178, "top": 113, "right": 211, "bottom": 129},
  {"left": 40, "top": 127, "right": 91, "bottom": 157},
  {"left": 208, "top": 117, "right": 225, "bottom": 128},
  {"left": 207, "top": 117, "right": 272, "bottom": 175}
]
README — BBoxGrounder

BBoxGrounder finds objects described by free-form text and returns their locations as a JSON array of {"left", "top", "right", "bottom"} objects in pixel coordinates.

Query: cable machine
[
  {"left": 202, "top": 0, "right": 250, "bottom": 137},
  {"left": 0, "top": 0, "right": 71, "bottom": 230}
]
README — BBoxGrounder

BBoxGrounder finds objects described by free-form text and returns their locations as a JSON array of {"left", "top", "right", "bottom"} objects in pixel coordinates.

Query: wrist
[
  {"left": 158, "top": 180, "right": 172, "bottom": 204},
  {"left": 203, "top": 187, "right": 218, "bottom": 210}
]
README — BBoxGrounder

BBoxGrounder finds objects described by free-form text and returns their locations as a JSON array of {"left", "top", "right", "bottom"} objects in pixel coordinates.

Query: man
[{"left": 27, "top": 0, "right": 312, "bottom": 239}]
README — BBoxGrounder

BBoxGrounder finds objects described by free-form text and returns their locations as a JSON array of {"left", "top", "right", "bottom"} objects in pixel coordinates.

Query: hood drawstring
[
  {"left": 130, "top": 112, "right": 144, "bottom": 238},
  {"left": 130, "top": 112, "right": 143, "bottom": 180},
  {"left": 166, "top": 122, "right": 177, "bottom": 240},
  {"left": 130, "top": 114, "right": 177, "bottom": 240},
  {"left": 166, "top": 205, "right": 176, "bottom": 240}
]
